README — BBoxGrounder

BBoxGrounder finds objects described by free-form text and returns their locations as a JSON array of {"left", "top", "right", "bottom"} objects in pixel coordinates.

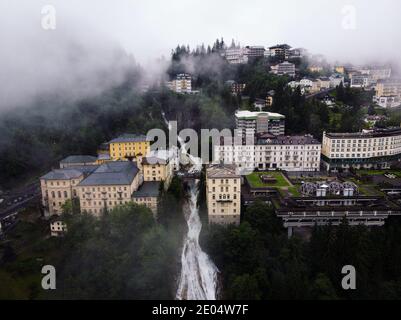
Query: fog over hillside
[
  {"left": 0, "top": 1, "right": 140, "bottom": 111},
  {"left": 1, "top": 0, "right": 401, "bottom": 110}
]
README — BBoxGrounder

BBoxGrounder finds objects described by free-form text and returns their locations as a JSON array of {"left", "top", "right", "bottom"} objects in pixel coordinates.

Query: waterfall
[
  {"left": 161, "top": 112, "right": 219, "bottom": 300},
  {"left": 175, "top": 180, "right": 219, "bottom": 300}
]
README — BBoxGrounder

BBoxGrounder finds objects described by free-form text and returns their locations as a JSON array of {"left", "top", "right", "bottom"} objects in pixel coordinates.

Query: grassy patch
[
  {"left": 357, "top": 170, "right": 401, "bottom": 177},
  {"left": 288, "top": 186, "right": 301, "bottom": 197},
  {"left": 246, "top": 171, "right": 291, "bottom": 188}
]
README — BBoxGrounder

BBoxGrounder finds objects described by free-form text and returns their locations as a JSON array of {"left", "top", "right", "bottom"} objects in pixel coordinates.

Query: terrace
[{"left": 245, "top": 171, "right": 300, "bottom": 197}]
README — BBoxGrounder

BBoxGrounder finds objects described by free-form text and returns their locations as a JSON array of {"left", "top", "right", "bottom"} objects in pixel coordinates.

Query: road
[
  {"left": 305, "top": 88, "right": 335, "bottom": 100},
  {"left": 0, "top": 182, "right": 41, "bottom": 220}
]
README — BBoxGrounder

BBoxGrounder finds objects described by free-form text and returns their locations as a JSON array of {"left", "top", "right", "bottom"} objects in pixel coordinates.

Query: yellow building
[
  {"left": 40, "top": 167, "right": 92, "bottom": 216},
  {"left": 206, "top": 164, "right": 241, "bottom": 225},
  {"left": 308, "top": 66, "right": 323, "bottom": 73},
  {"left": 41, "top": 161, "right": 143, "bottom": 218},
  {"left": 266, "top": 96, "right": 273, "bottom": 107},
  {"left": 375, "top": 79, "right": 401, "bottom": 97},
  {"left": 76, "top": 161, "right": 142, "bottom": 216},
  {"left": 109, "top": 134, "right": 151, "bottom": 161},
  {"left": 335, "top": 66, "right": 345, "bottom": 74},
  {"left": 142, "top": 151, "right": 174, "bottom": 188},
  {"left": 132, "top": 181, "right": 160, "bottom": 217}
]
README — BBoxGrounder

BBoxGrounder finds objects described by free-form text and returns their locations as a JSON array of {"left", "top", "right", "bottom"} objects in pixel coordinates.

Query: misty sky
[
  {"left": 1, "top": 0, "right": 401, "bottom": 110},
  {"left": 33, "top": 0, "right": 401, "bottom": 63}
]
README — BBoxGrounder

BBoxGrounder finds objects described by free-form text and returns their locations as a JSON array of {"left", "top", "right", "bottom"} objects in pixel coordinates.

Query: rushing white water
[
  {"left": 176, "top": 180, "right": 219, "bottom": 300},
  {"left": 160, "top": 113, "right": 219, "bottom": 300}
]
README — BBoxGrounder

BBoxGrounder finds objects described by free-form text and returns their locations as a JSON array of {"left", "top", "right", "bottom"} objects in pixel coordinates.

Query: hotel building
[
  {"left": 268, "top": 44, "right": 291, "bottom": 60},
  {"left": 215, "top": 134, "right": 321, "bottom": 172},
  {"left": 166, "top": 73, "right": 192, "bottom": 93},
  {"left": 109, "top": 134, "right": 151, "bottom": 162},
  {"left": 223, "top": 47, "right": 249, "bottom": 64},
  {"left": 244, "top": 46, "right": 265, "bottom": 58},
  {"left": 132, "top": 181, "right": 160, "bottom": 216},
  {"left": 235, "top": 111, "right": 285, "bottom": 140},
  {"left": 322, "top": 128, "right": 401, "bottom": 171},
  {"left": 142, "top": 150, "right": 175, "bottom": 188},
  {"left": 350, "top": 73, "right": 370, "bottom": 88},
  {"left": 375, "top": 78, "right": 401, "bottom": 98},
  {"left": 270, "top": 62, "right": 296, "bottom": 77},
  {"left": 40, "top": 167, "right": 92, "bottom": 216},
  {"left": 76, "top": 161, "right": 142, "bottom": 216},
  {"left": 206, "top": 164, "right": 241, "bottom": 225},
  {"left": 254, "top": 134, "right": 321, "bottom": 171},
  {"left": 59, "top": 155, "right": 97, "bottom": 168}
]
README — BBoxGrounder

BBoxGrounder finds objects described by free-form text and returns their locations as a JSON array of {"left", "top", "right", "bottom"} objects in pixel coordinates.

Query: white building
[
  {"left": 350, "top": 73, "right": 369, "bottom": 88},
  {"left": 235, "top": 110, "right": 285, "bottom": 141},
  {"left": 268, "top": 44, "right": 291, "bottom": 60},
  {"left": 270, "top": 62, "right": 296, "bottom": 77},
  {"left": 375, "top": 96, "right": 401, "bottom": 108},
  {"left": 318, "top": 77, "right": 331, "bottom": 90},
  {"left": 300, "top": 78, "right": 313, "bottom": 87},
  {"left": 50, "top": 216, "right": 67, "bottom": 237},
  {"left": 374, "top": 78, "right": 401, "bottom": 108},
  {"left": 359, "top": 66, "right": 392, "bottom": 85},
  {"left": 245, "top": 46, "right": 265, "bottom": 58},
  {"left": 287, "top": 81, "right": 300, "bottom": 89},
  {"left": 289, "top": 48, "right": 308, "bottom": 59},
  {"left": 215, "top": 133, "right": 321, "bottom": 172},
  {"left": 329, "top": 74, "right": 344, "bottom": 88},
  {"left": 166, "top": 74, "right": 192, "bottom": 93},
  {"left": 288, "top": 80, "right": 312, "bottom": 95},
  {"left": 322, "top": 128, "right": 401, "bottom": 171},
  {"left": 224, "top": 47, "right": 249, "bottom": 64}
]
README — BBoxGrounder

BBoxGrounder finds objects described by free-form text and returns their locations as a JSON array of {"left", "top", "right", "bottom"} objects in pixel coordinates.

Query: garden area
[
  {"left": 246, "top": 171, "right": 291, "bottom": 188},
  {"left": 357, "top": 169, "right": 401, "bottom": 178},
  {"left": 246, "top": 171, "right": 300, "bottom": 197}
]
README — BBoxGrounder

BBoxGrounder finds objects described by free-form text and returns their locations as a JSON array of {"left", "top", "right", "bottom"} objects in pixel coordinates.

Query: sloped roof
[
  {"left": 60, "top": 155, "right": 97, "bottom": 164},
  {"left": 109, "top": 134, "right": 151, "bottom": 144},
  {"left": 41, "top": 168, "right": 84, "bottom": 180},
  {"left": 207, "top": 164, "right": 239, "bottom": 178},
  {"left": 133, "top": 181, "right": 160, "bottom": 198},
  {"left": 257, "top": 135, "right": 320, "bottom": 146},
  {"left": 78, "top": 161, "right": 139, "bottom": 186}
]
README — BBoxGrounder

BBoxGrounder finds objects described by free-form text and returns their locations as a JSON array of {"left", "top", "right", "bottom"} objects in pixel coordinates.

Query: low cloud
[{"left": 0, "top": 1, "right": 139, "bottom": 111}]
